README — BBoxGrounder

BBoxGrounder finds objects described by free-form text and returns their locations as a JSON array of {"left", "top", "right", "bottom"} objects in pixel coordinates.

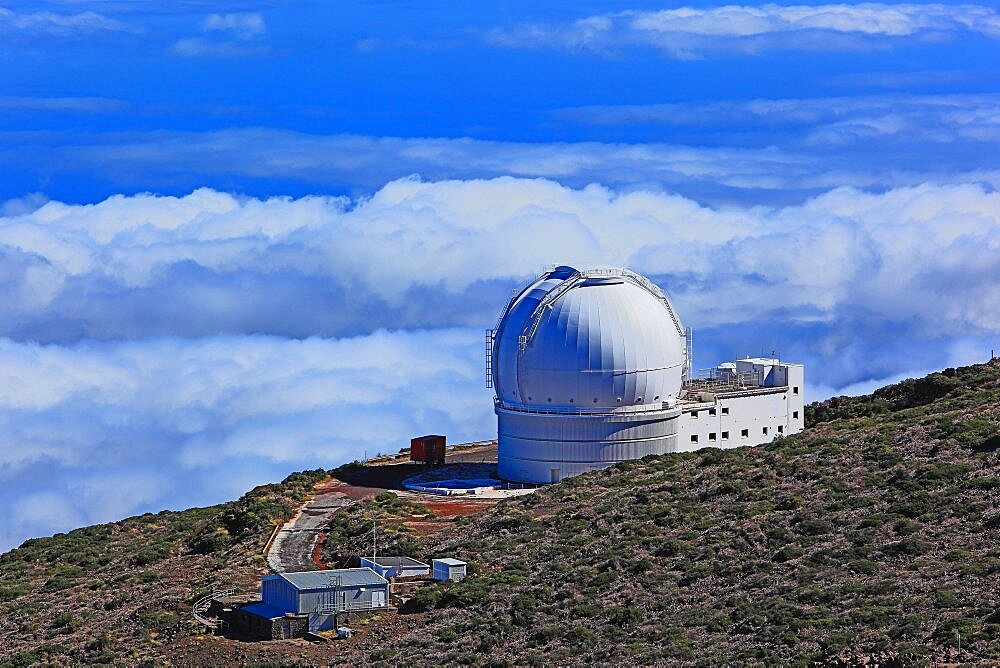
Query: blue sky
[{"left": 1, "top": 0, "right": 998, "bottom": 551}]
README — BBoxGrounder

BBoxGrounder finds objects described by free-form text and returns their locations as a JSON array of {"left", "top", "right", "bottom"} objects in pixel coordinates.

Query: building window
[
  {"left": 690, "top": 410, "right": 698, "bottom": 417},
  {"left": 778, "top": 425, "right": 784, "bottom": 434},
  {"left": 691, "top": 434, "right": 699, "bottom": 443},
  {"left": 793, "top": 410, "right": 799, "bottom": 419},
  {"left": 709, "top": 432, "right": 717, "bottom": 441},
  {"left": 722, "top": 431, "right": 729, "bottom": 440},
  {"left": 793, "top": 386, "right": 799, "bottom": 394},
  {"left": 763, "top": 426, "right": 769, "bottom": 435},
  {"left": 709, "top": 408, "right": 717, "bottom": 416},
  {"left": 741, "top": 428, "right": 749, "bottom": 438},
  {"left": 721, "top": 407, "right": 730, "bottom": 415}
]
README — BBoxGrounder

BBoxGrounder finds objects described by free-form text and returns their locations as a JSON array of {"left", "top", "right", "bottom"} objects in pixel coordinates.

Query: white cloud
[
  {"left": 0, "top": 96, "right": 127, "bottom": 113},
  {"left": 486, "top": 3, "right": 1000, "bottom": 57},
  {"left": 202, "top": 12, "right": 265, "bottom": 39},
  {"left": 35, "top": 127, "right": 1000, "bottom": 203},
  {"left": 559, "top": 94, "right": 1000, "bottom": 144},
  {"left": 0, "top": 7, "right": 131, "bottom": 37},
  {"left": 170, "top": 37, "right": 268, "bottom": 57},
  {"left": 0, "top": 329, "right": 493, "bottom": 552},
  {"left": 0, "top": 178, "right": 997, "bottom": 342},
  {"left": 170, "top": 11, "right": 267, "bottom": 57},
  {"left": 1, "top": 177, "right": 997, "bottom": 551}
]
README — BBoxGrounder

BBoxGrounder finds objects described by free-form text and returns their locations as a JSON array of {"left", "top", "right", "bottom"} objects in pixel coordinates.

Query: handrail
[
  {"left": 621, "top": 268, "right": 685, "bottom": 339},
  {"left": 192, "top": 588, "right": 256, "bottom": 629},
  {"left": 316, "top": 600, "right": 387, "bottom": 614},
  {"left": 518, "top": 270, "right": 583, "bottom": 347},
  {"left": 495, "top": 397, "right": 677, "bottom": 416}
]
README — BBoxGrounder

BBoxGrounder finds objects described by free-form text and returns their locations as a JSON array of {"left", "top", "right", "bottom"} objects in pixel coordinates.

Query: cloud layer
[
  {"left": 2, "top": 178, "right": 997, "bottom": 344},
  {"left": 487, "top": 3, "right": 1000, "bottom": 57},
  {"left": 0, "top": 329, "right": 491, "bottom": 553},
  {"left": 1, "top": 176, "right": 998, "bottom": 551},
  {"left": 8, "top": 121, "right": 1000, "bottom": 207}
]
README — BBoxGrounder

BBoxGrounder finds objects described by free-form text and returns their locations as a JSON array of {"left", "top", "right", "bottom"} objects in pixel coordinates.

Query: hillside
[
  {"left": 350, "top": 359, "right": 1000, "bottom": 665},
  {"left": 1, "top": 360, "right": 998, "bottom": 666},
  {"left": 0, "top": 470, "right": 331, "bottom": 666}
]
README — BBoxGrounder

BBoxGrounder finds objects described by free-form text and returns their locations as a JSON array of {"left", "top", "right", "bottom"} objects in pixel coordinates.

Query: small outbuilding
[
  {"left": 432, "top": 558, "right": 467, "bottom": 582},
  {"left": 360, "top": 556, "right": 430, "bottom": 579},
  {"left": 230, "top": 602, "right": 308, "bottom": 640},
  {"left": 411, "top": 435, "right": 446, "bottom": 465},
  {"left": 260, "top": 568, "right": 389, "bottom": 631}
]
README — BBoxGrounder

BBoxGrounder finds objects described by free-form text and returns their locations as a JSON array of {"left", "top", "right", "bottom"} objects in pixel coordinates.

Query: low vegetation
[
  {"left": 188, "top": 469, "right": 329, "bottom": 554},
  {"left": 0, "top": 469, "right": 332, "bottom": 666},
  {"left": 322, "top": 491, "right": 434, "bottom": 566},
  {"left": 378, "top": 360, "right": 1000, "bottom": 665},
  {"left": 2, "top": 361, "right": 997, "bottom": 666}
]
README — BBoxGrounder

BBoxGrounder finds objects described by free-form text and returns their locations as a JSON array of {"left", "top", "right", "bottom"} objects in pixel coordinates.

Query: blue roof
[
  {"left": 241, "top": 602, "right": 290, "bottom": 619},
  {"left": 271, "top": 568, "right": 388, "bottom": 590}
]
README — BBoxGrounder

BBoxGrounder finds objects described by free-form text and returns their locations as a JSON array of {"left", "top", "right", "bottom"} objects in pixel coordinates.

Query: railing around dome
[
  {"left": 519, "top": 270, "right": 584, "bottom": 348},
  {"left": 621, "top": 268, "right": 686, "bottom": 340},
  {"left": 494, "top": 397, "right": 679, "bottom": 417}
]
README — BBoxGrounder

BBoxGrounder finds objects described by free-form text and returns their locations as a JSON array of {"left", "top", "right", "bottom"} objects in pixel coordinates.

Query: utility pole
[{"left": 372, "top": 517, "right": 377, "bottom": 561}]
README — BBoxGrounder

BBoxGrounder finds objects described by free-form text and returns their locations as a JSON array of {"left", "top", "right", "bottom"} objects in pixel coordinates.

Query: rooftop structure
[
  {"left": 361, "top": 556, "right": 431, "bottom": 579},
  {"left": 488, "top": 265, "right": 804, "bottom": 484}
]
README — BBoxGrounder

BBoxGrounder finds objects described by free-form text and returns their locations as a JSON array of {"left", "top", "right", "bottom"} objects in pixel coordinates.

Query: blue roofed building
[{"left": 263, "top": 568, "right": 390, "bottom": 632}]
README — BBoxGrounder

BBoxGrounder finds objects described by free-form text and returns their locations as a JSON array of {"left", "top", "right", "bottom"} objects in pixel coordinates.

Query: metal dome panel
[{"left": 492, "top": 266, "right": 686, "bottom": 412}]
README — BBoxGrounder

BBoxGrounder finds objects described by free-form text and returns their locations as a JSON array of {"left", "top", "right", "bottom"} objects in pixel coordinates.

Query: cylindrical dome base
[{"left": 496, "top": 404, "right": 681, "bottom": 484}]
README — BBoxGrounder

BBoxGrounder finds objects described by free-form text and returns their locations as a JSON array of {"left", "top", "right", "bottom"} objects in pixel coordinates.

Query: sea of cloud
[
  {"left": 486, "top": 3, "right": 1000, "bottom": 58},
  {"left": 1, "top": 175, "right": 997, "bottom": 551}
]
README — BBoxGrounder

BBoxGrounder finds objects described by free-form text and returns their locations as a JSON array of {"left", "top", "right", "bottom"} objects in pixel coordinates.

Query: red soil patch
[
  {"left": 311, "top": 534, "right": 329, "bottom": 569},
  {"left": 419, "top": 499, "right": 494, "bottom": 517}
]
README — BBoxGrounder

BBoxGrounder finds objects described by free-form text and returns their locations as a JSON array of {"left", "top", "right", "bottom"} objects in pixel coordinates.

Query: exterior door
[
  {"left": 550, "top": 468, "right": 560, "bottom": 483},
  {"left": 372, "top": 590, "right": 386, "bottom": 608}
]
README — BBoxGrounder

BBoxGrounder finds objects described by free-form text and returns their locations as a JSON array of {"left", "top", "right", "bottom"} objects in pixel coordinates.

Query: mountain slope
[
  {"left": 0, "top": 470, "right": 329, "bottom": 666},
  {"left": 373, "top": 359, "right": 1000, "bottom": 665},
  {"left": 1, "top": 360, "right": 998, "bottom": 666}
]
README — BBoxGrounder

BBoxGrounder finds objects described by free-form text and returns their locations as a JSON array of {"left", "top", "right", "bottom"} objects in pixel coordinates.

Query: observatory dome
[{"left": 492, "top": 266, "right": 687, "bottom": 412}]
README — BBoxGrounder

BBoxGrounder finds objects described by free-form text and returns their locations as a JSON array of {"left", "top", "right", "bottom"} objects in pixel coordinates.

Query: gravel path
[
  {"left": 266, "top": 444, "right": 501, "bottom": 573},
  {"left": 266, "top": 485, "right": 355, "bottom": 573}
]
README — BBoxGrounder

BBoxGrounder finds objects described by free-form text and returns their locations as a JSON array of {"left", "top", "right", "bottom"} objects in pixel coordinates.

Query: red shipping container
[{"left": 411, "top": 435, "right": 446, "bottom": 465}]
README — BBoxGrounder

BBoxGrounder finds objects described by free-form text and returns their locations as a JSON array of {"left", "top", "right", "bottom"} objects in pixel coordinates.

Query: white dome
[{"left": 492, "top": 266, "right": 686, "bottom": 411}]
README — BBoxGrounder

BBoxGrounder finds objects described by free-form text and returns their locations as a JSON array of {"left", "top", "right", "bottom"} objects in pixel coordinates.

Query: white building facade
[
  {"left": 675, "top": 358, "right": 805, "bottom": 451},
  {"left": 489, "top": 266, "right": 805, "bottom": 484}
]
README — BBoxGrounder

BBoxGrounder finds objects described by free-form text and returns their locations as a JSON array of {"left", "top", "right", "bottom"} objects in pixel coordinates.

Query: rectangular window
[
  {"left": 709, "top": 408, "right": 717, "bottom": 416},
  {"left": 721, "top": 431, "right": 729, "bottom": 440},
  {"left": 709, "top": 432, "right": 717, "bottom": 441},
  {"left": 690, "top": 434, "right": 699, "bottom": 443},
  {"left": 741, "top": 428, "right": 749, "bottom": 438},
  {"left": 763, "top": 426, "right": 769, "bottom": 435},
  {"left": 793, "top": 386, "right": 799, "bottom": 394},
  {"left": 793, "top": 410, "right": 799, "bottom": 419},
  {"left": 778, "top": 425, "right": 784, "bottom": 434},
  {"left": 690, "top": 410, "right": 699, "bottom": 417},
  {"left": 721, "top": 407, "right": 730, "bottom": 415}
]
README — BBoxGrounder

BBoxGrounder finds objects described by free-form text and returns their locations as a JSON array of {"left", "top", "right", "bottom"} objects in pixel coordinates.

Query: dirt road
[
  {"left": 266, "top": 480, "right": 374, "bottom": 572},
  {"left": 266, "top": 443, "right": 502, "bottom": 573}
]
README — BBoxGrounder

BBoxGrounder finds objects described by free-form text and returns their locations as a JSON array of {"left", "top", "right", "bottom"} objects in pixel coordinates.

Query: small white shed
[{"left": 432, "top": 558, "right": 467, "bottom": 582}]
